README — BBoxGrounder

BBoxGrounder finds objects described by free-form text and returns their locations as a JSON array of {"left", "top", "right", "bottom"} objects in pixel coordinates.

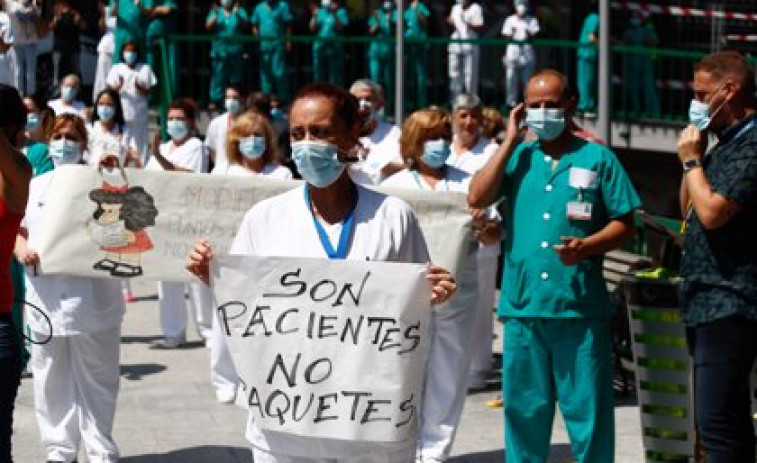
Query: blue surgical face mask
[
  {"left": 49, "top": 139, "right": 81, "bottom": 165},
  {"left": 167, "top": 120, "right": 189, "bottom": 141},
  {"left": 239, "top": 135, "right": 266, "bottom": 159},
  {"left": 225, "top": 98, "right": 241, "bottom": 115},
  {"left": 270, "top": 107, "right": 284, "bottom": 120},
  {"left": 525, "top": 108, "right": 566, "bottom": 141},
  {"left": 688, "top": 87, "right": 727, "bottom": 131},
  {"left": 291, "top": 140, "right": 345, "bottom": 188},
  {"left": 123, "top": 51, "right": 138, "bottom": 65},
  {"left": 26, "top": 113, "right": 40, "bottom": 131},
  {"left": 420, "top": 139, "right": 451, "bottom": 168},
  {"left": 97, "top": 104, "right": 116, "bottom": 122},
  {"left": 61, "top": 85, "right": 78, "bottom": 102},
  {"left": 383, "top": 1, "right": 393, "bottom": 11}
]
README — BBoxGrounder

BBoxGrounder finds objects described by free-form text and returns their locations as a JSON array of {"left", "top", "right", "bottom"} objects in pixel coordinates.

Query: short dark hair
[
  {"left": 695, "top": 51, "right": 756, "bottom": 106},
  {"left": 93, "top": 88, "right": 126, "bottom": 127},
  {"left": 89, "top": 187, "right": 159, "bottom": 231},
  {"left": 168, "top": 97, "right": 198, "bottom": 120},
  {"left": 293, "top": 83, "right": 360, "bottom": 132},
  {"left": 0, "top": 84, "right": 27, "bottom": 130},
  {"left": 246, "top": 91, "right": 271, "bottom": 120},
  {"left": 226, "top": 83, "right": 247, "bottom": 101}
]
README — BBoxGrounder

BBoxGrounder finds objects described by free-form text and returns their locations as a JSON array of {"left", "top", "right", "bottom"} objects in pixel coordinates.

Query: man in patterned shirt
[{"left": 678, "top": 50, "right": 757, "bottom": 463}]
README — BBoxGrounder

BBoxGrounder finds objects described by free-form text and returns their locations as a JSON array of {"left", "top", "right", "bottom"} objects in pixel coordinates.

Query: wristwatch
[{"left": 682, "top": 158, "right": 702, "bottom": 173}]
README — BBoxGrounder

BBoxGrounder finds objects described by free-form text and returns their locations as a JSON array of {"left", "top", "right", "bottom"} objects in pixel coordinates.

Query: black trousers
[{"left": 0, "top": 315, "right": 21, "bottom": 463}]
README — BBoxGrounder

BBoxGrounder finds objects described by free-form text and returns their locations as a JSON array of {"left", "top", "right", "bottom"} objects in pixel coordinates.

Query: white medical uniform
[
  {"left": 350, "top": 120, "right": 402, "bottom": 185},
  {"left": 448, "top": 2, "right": 483, "bottom": 102},
  {"left": 146, "top": 137, "right": 214, "bottom": 343},
  {"left": 0, "top": 11, "right": 14, "bottom": 86},
  {"left": 6, "top": 0, "right": 38, "bottom": 94},
  {"left": 106, "top": 62, "right": 157, "bottom": 165},
  {"left": 207, "top": 161, "right": 293, "bottom": 400},
  {"left": 382, "top": 167, "right": 480, "bottom": 461},
  {"left": 204, "top": 112, "right": 233, "bottom": 174},
  {"left": 86, "top": 120, "right": 137, "bottom": 167},
  {"left": 501, "top": 12, "right": 539, "bottom": 107},
  {"left": 447, "top": 136, "right": 501, "bottom": 387},
  {"left": 93, "top": 6, "right": 116, "bottom": 99},
  {"left": 23, "top": 171, "right": 125, "bottom": 463},
  {"left": 229, "top": 184, "right": 429, "bottom": 463},
  {"left": 48, "top": 98, "right": 86, "bottom": 117}
]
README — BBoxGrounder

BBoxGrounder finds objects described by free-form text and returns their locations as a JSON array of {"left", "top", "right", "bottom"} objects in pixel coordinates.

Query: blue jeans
[
  {"left": 0, "top": 315, "right": 21, "bottom": 462},
  {"left": 687, "top": 315, "right": 757, "bottom": 463}
]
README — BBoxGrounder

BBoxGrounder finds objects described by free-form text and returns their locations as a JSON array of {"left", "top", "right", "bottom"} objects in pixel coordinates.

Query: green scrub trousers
[{"left": 503, "top": 317, "right": 615, "bottom": 463}]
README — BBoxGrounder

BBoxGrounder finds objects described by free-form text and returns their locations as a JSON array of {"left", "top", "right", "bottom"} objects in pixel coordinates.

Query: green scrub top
[
  {"left": 404, "top": 3, "right": 430, "bottom": 38},
  {"left": 368, "top": 8, "right": 396, "bottom": 56},
  {"left": 145, "top": 0, "right": 178, "bottom": 38},
  {"left": 497, "top": 137, "right": 641, "bottom": 319},
  {"left": 251, "top": 0, "right": 293, "bottom": 52},
  {"left": 315, "top": 6, "right": 349, "bottom": 39},
  {"left": 24, "top": 141, "right": 53, "bottom": 177},
  {"left": 207, "top": 6, "right": 250, "bottom": 57},
  {"left": 115, "top": 0, "right": 145, "bottom": 55},
  {"left": 578, "top": 12, "right": 599, "bottom": 59}
]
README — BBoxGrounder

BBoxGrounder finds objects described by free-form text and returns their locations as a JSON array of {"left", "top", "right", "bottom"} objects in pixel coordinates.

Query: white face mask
[{"left": 515, "top": 4, "right": 527, "bottom": 16}]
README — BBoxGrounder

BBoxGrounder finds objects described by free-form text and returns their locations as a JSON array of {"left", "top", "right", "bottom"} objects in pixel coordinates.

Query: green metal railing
[{"left": 154, "top": 34, "right": 756, "bottom": 124}]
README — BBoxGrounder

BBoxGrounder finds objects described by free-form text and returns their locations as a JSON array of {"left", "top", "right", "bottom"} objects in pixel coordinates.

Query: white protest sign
[
  {"left": 36, "top": 166, "right": 474, "bottom": 282},
  {"left": 212, "top": 255, "right": 430, "bottom": 442}
]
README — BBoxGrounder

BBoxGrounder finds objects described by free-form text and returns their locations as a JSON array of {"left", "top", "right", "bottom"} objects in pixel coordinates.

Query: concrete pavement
[{"left": 12, "top": 280, "right": 643, "bottom": 462}]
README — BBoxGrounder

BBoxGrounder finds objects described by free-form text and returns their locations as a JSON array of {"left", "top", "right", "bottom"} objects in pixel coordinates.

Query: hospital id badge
[{"left": 567, "top": 201, "right": 592, "bottom": 221}]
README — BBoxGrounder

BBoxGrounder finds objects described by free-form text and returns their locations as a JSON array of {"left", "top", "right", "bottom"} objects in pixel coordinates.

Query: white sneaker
[
  {"left": 151, "top": 336, "right": 186, "bottom": 349},
  {"left": 216, "top": 389, "right": 236, "bottom": 404}
]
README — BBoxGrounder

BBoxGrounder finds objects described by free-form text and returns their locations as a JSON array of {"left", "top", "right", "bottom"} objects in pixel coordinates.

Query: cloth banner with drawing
[
  {"left": 35, "top": 166, "right": 474, "bottom": 281},
  {"left": 211, "top": 255, "right": 431, "bottom": 442}
]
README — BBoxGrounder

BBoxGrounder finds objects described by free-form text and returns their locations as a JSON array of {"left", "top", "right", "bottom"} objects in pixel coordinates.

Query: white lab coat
[
  {"left": 230, "top": 184, "right": 429, "bottom": 462},
  {"left": 350, "top": 120, "right": 402, "bottom": 185},
  {"left": 23, "top": 171, "right": 124, "bottom": 463},
  {"left": 447, "top": 2, "right": 483, "bottom": 101},
  {"left": 106, "top": 62, "right": 157, "bottom": 164},
  {"left": 381, "top": 167, "right": 480, "bottom": 461},
  {"left": 501, "top": 13, "right": 540, "bottom": 106}
]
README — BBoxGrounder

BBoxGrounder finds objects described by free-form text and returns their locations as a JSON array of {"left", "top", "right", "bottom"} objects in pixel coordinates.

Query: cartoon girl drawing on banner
[{"left": 87, "top": 181, "right": 159, "bottom": 277}]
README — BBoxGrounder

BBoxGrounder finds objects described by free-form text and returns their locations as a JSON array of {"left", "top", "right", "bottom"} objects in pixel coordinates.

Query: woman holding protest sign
[
  {"left": 187, "top": 83, "right": 457, "bottom": 463},
  {"left": 0, "top": 84, "right": 32, "bottom": 463},
  {"left": 14, "top": 113, "right": 125, "bottom": 463},
  {"left": 207, "top": 110, "right": 293, "bottom": 404},
  {"left": 381, "top": 107, "right": 494, "bottom": 463}
]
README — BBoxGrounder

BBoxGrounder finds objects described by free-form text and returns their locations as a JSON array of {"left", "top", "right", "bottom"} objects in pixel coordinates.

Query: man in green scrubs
[
  {"left": 404, "top": 0, "right": 430, "bottom": 109},
  {"left": 137, "top": 0, "right": 178, "bottom": 92},
  {"left": 114, "top": 0, "right": 146, "bottom": 65},
  {"left": 309, "top": 0, "right": 349, "bottom": 86},
  {"left": 251, "top": 0, "right": 293, "bottom": 101},
  {"left": 468, "top": 69, "right": 641, "bottom": 463},
  {"left": 367, "top": 2, "right": 396, "bottom": 111},
  {"left": 206, "top": 1, "right": 249, "bottom": 107},
  {"left": 622, "top": 11, "right": 660, "bottom": 119},
  {"left": 576, "top": 7, "right": 599, "bottom": 114}
]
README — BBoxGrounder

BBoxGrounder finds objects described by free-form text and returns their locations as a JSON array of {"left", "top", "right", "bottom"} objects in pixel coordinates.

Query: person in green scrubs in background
[
  {"left": 206, "top": 0, "right": 249, "bottom": 108},
  {"left": 468, "top": 69, "right": 641, "bottom": 463},
  {"left": 136, "top": 0, "right": 178, "bottom": 93},
  {"left": 309, "top": 0, "right": 349, "bottom": 86},
  {"left": 367, "top": 1, "right": 396, "bottom": 112},
  {"left": 251, "top": 0, "right": 293, "bottom": 101},
  {"left": 622, "top": 11, "right": 660, "bottom": 119},
  {"left": 114, "top": 0, "right": 146, "bottom": 65},
  {"left": 404, "top": 0, "right": 430, "bottom": 109},
  {"left": 576, "top": 5, "right": 598, "bottom": 114}
]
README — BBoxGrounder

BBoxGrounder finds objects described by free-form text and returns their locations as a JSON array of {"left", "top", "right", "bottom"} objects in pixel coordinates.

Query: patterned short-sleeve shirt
[{"left": 680, "top": 115, "right": 757, "bottom": 326}]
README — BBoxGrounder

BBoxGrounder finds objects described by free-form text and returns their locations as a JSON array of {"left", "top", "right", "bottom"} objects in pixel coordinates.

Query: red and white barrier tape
[
  {"left": 612, "top": 75, "right": 692, "bottom": 90},
  {"left": 611, "top": 1, "right": 757, "bottom": 22},
  {"left": 725, "top": 34, "right": 757, "bottom": 42}
]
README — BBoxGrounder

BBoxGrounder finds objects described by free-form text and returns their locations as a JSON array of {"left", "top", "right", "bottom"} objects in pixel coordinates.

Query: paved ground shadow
[
  {"left": 120, "top": 445, "right": 251, "bottom": 463},
  {"left": 120, "top": 363, "right": 167, "bottom": 381}
]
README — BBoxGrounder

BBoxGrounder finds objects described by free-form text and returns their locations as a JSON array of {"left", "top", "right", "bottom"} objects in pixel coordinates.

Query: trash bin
[{"left": 622, "top": 276, "right": 695, "bottom": 462}]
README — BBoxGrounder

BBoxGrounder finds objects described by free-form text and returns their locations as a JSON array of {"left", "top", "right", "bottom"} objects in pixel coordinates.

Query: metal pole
[
  {"left": 395, "top": 0, "right": 405, "bottom": 124},
  {"left": 597, "top": 0, "right": 611, "bottom": 144}
]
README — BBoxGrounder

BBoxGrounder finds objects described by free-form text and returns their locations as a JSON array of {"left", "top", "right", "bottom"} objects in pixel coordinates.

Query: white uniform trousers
[
  {"left": 468, "top": 254, "right": 498, "bottom": 384},
  {"left": 157, "top": 281, "right": 214, "bottom": 341},
  {"left": 32, "top": 325, "right": 121, "bottom": 463},
  {"left": 125, "top": 119, "right": 150, "bottom": 166},
  {"left": 448, "top": 47, "right": 480, "bottom": 102},
  {"left": 416, "top": 261, "right": 479, "bottom": 461},
  {"left": 251, "top": 442, "right": 415, "bottom": 463},
  {"left": 504, "top": 58, "right": 535, "bottom": 107},
  {"left": 93, "top": 52, "right": 112, "bottom": 101},
  {"left": 209, "top": 305, "right": 239, "bottom": 396}
]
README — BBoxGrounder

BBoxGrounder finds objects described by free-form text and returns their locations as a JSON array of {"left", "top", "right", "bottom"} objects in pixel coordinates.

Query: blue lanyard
[{"left": 304, "top": 187, "right": 357, "bottom": 260}]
